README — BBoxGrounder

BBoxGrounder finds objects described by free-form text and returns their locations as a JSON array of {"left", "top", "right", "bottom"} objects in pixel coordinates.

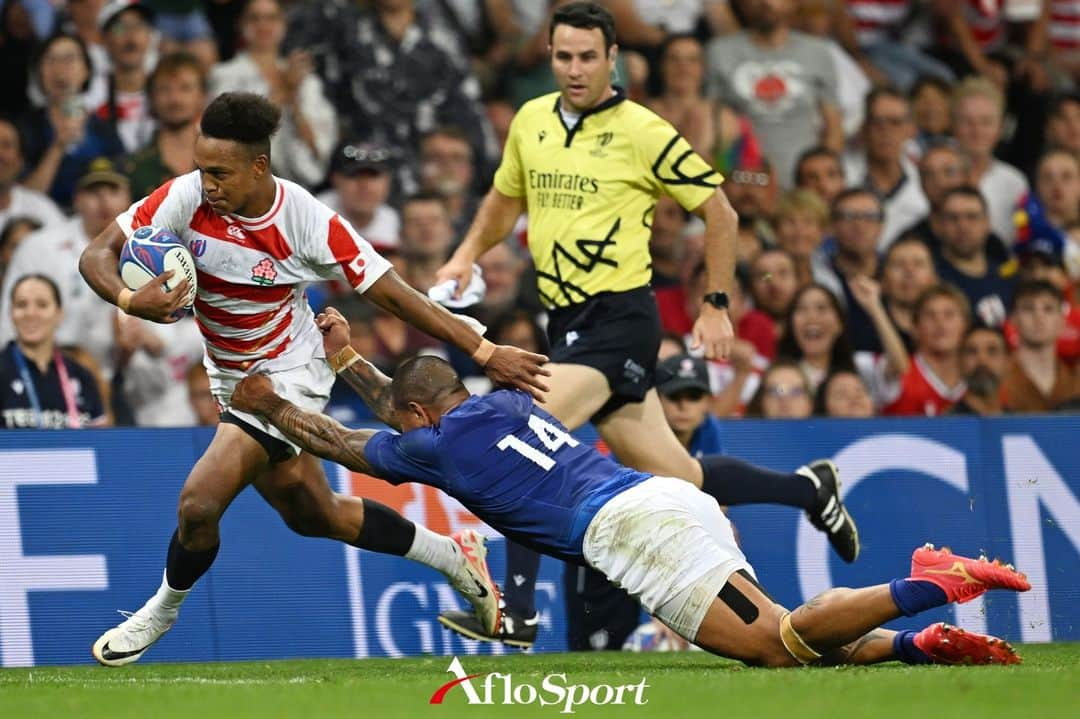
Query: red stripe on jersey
[
  {"left": 188, "top": 206, "right": 293, "bottom": 261},
  {"left": 198, "top": 270, "right": 293, "bottom": 302},
  {"left": 132, "top": 178, "right": 177, "bottom": 229},
  {"left": 194, "top": 297, "right": 284, "bottom": 330},
  {"left": 208, "top": 335, "right": 292, "bottom": 370},
  {"left": 197, "top": 308, "right": 294, "bottom": 354},
  {"left": 327, "top": 215, "right": 368, "bottom": 287}
]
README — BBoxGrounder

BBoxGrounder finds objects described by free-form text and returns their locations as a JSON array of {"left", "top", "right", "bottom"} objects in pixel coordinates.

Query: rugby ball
[
  {"left": 119, "top": 226, "right": 197, "bottom": 313},
  {"left": 622, "top": 621, "right": 682, "bottom": 652}
]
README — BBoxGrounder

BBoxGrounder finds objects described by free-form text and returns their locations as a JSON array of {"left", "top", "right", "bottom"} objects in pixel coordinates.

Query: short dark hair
[
  {"left": 909, "top": 75, "right": 953, "bottom": 101},
  {"left": 391, "top": 355, "right": 467, "bottom": 410},
  {"left": 200, "top": 92, "right": 281, "bottom": 158},
  {"left": 402, "top": 191, "right": 449, "bottom": 213},
  {"left": 1048, "top": 92, "right": 1080, "bottom": 120},
  {"left": 0, "top": 216, "right": 41, "bottom": 252},
  {"left": 148, "top": 51, "right": 208, "bottom": 96},
  {"left": 794, "top": 146, "right": 841, "bottom": 185},
  {"left": 831, "top": 187, "right": 880, "bottom": 214},
  {"left": 11, "top": 273, "right": 62, "bottom": 308},
  {"left": 940, "top": 185, "right": 988, "bottom": 212},
  {"left": 865, "top": 85, "right": 909, "bottom": 120},
  {"left": 35, "top": 32, "right": 93, "bottom": 93},
  {"left": 963, "top": 324, "right": 1006, "bottom": 347},
  {"left": 0, "top": 113, "right": 22, "bottom": 156},
  {"left": 550, "top": 1, "right": 617, "bottom": 51},
  {"left": 1011, "top": 279, "right": 1063, "bottom": 311},
  {"left": 884, "top": 234, "right": 933, "bottom": 264},
  {"left": 421, "top": 126, "right": 472, "bottom": 151}
]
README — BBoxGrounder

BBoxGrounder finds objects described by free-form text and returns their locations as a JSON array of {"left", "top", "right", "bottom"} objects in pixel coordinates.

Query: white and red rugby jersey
[{"left": 117, "top": 171, "right": 391, "bottom": 372}]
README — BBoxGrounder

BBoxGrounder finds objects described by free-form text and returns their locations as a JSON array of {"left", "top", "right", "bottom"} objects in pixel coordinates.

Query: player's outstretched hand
[
  {"left": 316, "top": 306, "right": 352, "bottom": 356},
  {"left": 434, "top": 256, "right": 474, "bottom": 300},
  {"left": 691, "top": 305, "right": 734, "bottom": 360},
  {"left": 485, "top": 345, "right": 551, "bottom": 400},
  {"left": 128, "top": 271, "right": 191, "bottom": 324},
  {"left": 231, "top": 374, "right": 279, "bottom": 416}
]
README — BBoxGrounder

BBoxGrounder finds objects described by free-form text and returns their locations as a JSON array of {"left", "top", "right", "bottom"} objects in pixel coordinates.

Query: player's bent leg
[
  {"left": 537, "top": 362, "right": 613, "bottom": 430},
  {"left": 93, "top": 424, "right": 271, "bottom": 667},
  {"left": 686, "top": 572, "right": 794, "bottom": 667},
  {"left": 595, "top": 389, "right": 704, "bottom": 483}
]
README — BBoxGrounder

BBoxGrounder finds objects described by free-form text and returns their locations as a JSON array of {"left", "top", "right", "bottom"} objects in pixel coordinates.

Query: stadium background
[{"left": 2, "top": 415, "right": 1077, "bottom": 667}]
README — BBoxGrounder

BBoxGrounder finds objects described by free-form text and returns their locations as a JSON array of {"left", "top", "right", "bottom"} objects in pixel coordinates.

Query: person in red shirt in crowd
[
  {"left": 882, "top": 284, "right": 969, "bottom": 416},
  {"left": 651, "top": 196, "right": 695, "bottom": 335}
]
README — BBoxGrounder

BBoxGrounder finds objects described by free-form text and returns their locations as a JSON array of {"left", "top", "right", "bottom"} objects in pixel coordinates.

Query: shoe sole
[
  {"left": 437, "top": 613, "right": 535, "bottom": 649},
  {"left": 916, "top": 623, "right": 1021, "bottom": 665},
  {"left": 91, "top": 630, "right": 149, "bottom": 667},
  {"left": 451, "top": 530, "right": 503, "bottom": 637}
]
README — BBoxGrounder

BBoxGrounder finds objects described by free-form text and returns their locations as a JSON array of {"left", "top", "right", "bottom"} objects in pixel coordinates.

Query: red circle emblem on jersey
[{"left": 754, "top": 74, "right": 787, "bottom": 103}]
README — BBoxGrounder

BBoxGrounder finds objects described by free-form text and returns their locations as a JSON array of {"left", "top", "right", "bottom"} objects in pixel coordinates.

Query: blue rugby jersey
[{"left": 364, "top": 390, "right": 650, "bottom": 563}]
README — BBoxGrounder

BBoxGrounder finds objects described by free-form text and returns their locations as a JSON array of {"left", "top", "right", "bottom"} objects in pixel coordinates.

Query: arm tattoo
[
  {"left": 269, "top": 401, "right": 379, "bottom": 474},
  {"left": 337, "top": 357, "right": 399, "bottom": 430}
]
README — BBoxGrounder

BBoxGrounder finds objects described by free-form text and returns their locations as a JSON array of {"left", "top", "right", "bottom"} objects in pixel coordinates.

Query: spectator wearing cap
[
  {"left": 951, "top": 326, "right": 1009, "bottom": 416},
  {"left": 418, "top": 127, "right": 481, "bottom": 243},
  {"left": 96, "top": 0, "right": 157, "bottom": 153},
  {"left": 209, "top": 0, "right": 337, "bottom": 187},
  {"left": 19, "top": 32, "right": 124, "bottom": 208},
  {"left": 657, "top": 354, "right": 723, "bottom": 457},
  {"left": 120, "top": 51, "right": 206, "bottom": 199},
  {"left": 1002, "top": 280, "right": 1080, "bottom": 412},
  {"left": 316, "top": 141, "right": 400, "bottom": 253},
  {"left": 0, "top": 157, "right": 131, "bottom": 378},
  {"left": 0, "top": 116, "right": 65, "bottom": 232},
  {"left": 1006, "top": 229, "right": 1080, "bottom": 363},
  {"left": 145, "top": 0, "right": 218, "bottom": 69}
]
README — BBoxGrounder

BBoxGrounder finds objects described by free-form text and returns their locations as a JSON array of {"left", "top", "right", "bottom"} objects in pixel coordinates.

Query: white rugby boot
[
  {"left": 91, "top": 599, "right": 177, "bottom": 667},
  {"left": 445, "top": 529, "right": 502, "bottom": 637}
]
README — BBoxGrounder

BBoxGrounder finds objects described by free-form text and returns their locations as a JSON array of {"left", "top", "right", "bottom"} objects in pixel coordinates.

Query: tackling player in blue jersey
[{"left": 229, "top": 308, "right": 1032, "bottom": 667}]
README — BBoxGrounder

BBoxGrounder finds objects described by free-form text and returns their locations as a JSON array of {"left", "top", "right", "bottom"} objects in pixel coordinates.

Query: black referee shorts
[{"left": 546, "top": 286, "right": 662, "bottom": 422}]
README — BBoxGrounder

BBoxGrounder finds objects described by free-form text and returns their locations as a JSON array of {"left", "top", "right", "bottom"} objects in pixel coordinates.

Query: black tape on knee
[
  {"left": 737, "top": 568, "right": 776, "bottom": 603},
  {"left": 718, "top": 579, "right": 760, "bottom": 625}
]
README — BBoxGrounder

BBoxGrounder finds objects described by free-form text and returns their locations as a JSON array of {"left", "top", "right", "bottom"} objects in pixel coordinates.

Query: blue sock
[
  {"left": 503, "top": 541, "right": 540, "bottom": 618},
  {"left": 893, "top": 630, "right": 933, "bottom": 664},
  {"left": 889, "top": 578, "right": 949, "bottom": 617}
]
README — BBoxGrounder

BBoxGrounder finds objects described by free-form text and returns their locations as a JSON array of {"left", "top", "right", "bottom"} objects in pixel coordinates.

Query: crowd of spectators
[{"left": 1, "top": 0, "right": 1079, "bottom": 430}]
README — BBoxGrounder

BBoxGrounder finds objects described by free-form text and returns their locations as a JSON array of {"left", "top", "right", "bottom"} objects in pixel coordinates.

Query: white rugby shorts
[
  {"left": 582, "top": 475, "right": 754, "bottom": 641},
  {"left": 208, "top": 358, "right": 335, "bottom": 455}
]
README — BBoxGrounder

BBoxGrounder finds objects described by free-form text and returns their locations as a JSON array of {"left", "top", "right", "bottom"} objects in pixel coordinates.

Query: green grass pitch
[{"left": 2, "top": 645, "right": 1078, "bottom": 718}]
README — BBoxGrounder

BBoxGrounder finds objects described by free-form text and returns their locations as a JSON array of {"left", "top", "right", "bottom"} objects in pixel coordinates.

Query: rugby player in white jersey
[{"left": 79, "top": 92, "right": 549, "bottom": 666}]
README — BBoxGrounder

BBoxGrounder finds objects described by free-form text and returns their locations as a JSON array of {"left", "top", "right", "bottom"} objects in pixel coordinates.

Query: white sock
[
  {"left": 405, "top": 525, "right": 461, "bottom": 576},
  {"left": 149, "top": 570, "right": 190, "bottom": 614}
]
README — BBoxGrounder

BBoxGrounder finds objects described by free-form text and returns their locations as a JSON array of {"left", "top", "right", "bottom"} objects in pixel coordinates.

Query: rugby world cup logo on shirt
[
  {"left": 590, "top": 131, "right": 614, "bottom": 157},
  {"left": 429, "top": 656, "right": 649, "bottom": 713},
  {"left": 251, "top": 258, "right": 278, "bottom": 286}
]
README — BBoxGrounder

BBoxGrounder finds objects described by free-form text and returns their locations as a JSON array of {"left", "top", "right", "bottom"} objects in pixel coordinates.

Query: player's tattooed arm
[
  {"left": 269, "top": 400, "right": 380, "bottom": 475},
  {"left": 337, "top": 358, "right": 400, "bottom": 430}
]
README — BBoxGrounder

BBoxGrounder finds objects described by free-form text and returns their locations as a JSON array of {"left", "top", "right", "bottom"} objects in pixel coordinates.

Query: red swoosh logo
[{"left": 429, "top": 673, "right": 485, "bottom": 704}]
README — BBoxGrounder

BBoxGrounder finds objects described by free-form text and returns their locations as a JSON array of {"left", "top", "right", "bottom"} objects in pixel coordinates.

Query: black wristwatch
[{"left": 703, "top": 291, "right": 730, "bottom": 310}]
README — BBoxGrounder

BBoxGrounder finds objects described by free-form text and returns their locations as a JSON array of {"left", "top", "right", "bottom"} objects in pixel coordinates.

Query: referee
[{"left": 436, "top": 2, "right": 859, "bottom": 647}]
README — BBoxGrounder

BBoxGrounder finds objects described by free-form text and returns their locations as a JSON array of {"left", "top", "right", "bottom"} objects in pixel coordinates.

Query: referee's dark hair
[
  {"left": 550, "top": 2, "right": 617, "bottom": 52},
  {"left": 200, "top": 92, "right": 281, "bottom": 159}
]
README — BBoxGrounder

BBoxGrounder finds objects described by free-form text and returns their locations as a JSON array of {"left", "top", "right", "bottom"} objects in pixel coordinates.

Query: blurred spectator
[
  {"left": 650, "top": 196, "right": 693, "bottom": 334},
  {"left": 646, "top": 34, "right": 763, "bottom": 176},
  {"left": 951, "top": 325, "right": 1008, "bottom": 415},
  {"left": 1006, "top": 232, "right": 1080, "bottom": 362},
  {"left": 0, "top": 116, "right": 66, "bottom": 230},
  {"left": 899, "top": 141, "right": 984, "bottom": 254},
  {"left": 0, "top": 273, "right": 106, "bottom": 428},
  {"left": 398, "top": 192, "right": 454, "bottom": 292},
  {"left": 19, "top": 32, "right": 124, "bottom": 208},
  {"left": 0, "top": 158, "right": 130, "bottom": 377},
  {"left": 1032, "top": 149, "right": 1080, "bottom": 237},
  {"left": 834, "top": 0, "right": 954, "bottom": 92},
  {"left": 289, "top": 0, "right": 496, "bottom": 193},
  {"left": 934, "top": 186, "right": 1017, "bottom": 327},
  {"left": 879, "top": 234, "right": 939, "bottom": 350},
  {"left": 744, "top": 359, "right": 814, "bottom": 418},
  {"left": 1045, "top": 93, "right": 1080, "bottom": 156},
  {"left": 145, "top": 0, "right": 219, "bottom": 69},
  {"left": 120, "top": 51, "right": 206, "bottom": 200},
  {"left": 794, "top": 145, "right": 846, "bottom": 208},
  {"left": 489, "top": 307, "right": 547, "bottom": 355},
  {"left": 748, "top": 247, "right": 798, "bottom": 357},
  {"left": 910, "top": 76, "right": 954, "bottom": 146},
  {"left": 0, "top": 0, "right": 40, "bottom": 116},
  {"left": 0, "top": 217, "right": 42, "bottom": 280},
  {"left": 931, "top": 0, "right": 1049, "bottom": 91},
  {"left": 881, "top": 284, "right": 969, "bottom": 415},
  {"left": 776, "top": 283, "right": 856, "bottom": 392},
  {"left": 114, "top": 313, "right": 203, "bottom": 426},
  {"left": 1002, "top": 279, "right": 1080, "bottom": 411},
  {"left": 951, "top": 77, "right": 1028, "bottom": 245},
  {"left": 658, "top": 329, "right": 687, "bottom": 360},
  {"left": 96, "top": 0, "right": 156, "bottom": 154},
  {"left": 847, "top": 87, "right": 928, "bottom": 249},
  {"left": 418, "top": 126, "right": 479, "bottom": 241},
  {"left": 723, "top": 156, "right": 777, "bottom": 249},
  {"left": 707, "top": 0, "right": 843, "bottom": 188},
  {"left": 656, "top": 353, "right": 723, "bottom": 456},
  {"left": 186, "top": 362, "right": 218, "bottom": 426},
  {"left": 813, "top": 369, "right": 874, "bottom": 418},
  {"left": 57, "top": 0, "right": 110, "bottom": 111},
  {"left": 210, "top": 0, "right": 337, "bottom": 187},
  {"left": 476, "top": 239, "right": 530, "bottom": 323},
  {"left": 317, "top": 140, "right": 400, "bottom": 253},
  {"left": 774, "top": 188, "right": 829, "bottom": 287}
]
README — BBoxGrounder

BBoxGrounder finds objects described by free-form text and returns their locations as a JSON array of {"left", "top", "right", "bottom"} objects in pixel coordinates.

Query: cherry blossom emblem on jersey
[{"left": 251, "top": 258, "right": 278, "bottom": 286}]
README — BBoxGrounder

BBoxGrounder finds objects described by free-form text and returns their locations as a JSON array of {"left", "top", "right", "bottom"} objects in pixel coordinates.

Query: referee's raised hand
[{"left": 691, "top": 304, "right": 735, "bottom": 360}]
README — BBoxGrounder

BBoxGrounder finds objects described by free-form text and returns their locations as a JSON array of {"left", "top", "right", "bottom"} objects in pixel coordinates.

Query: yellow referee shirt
[{"left": 494, "top": 88, "right": 722, "bottom": 309}]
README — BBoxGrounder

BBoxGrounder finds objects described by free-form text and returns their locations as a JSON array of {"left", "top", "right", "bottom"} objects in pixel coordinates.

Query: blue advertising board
[{"left": 1, "top": 416, "right": 1077, "bottom": 666}]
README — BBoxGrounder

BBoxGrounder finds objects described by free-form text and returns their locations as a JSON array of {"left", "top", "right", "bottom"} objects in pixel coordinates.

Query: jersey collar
[{"left": 553, "top": 86, "right": 627, "bottom": 147}]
